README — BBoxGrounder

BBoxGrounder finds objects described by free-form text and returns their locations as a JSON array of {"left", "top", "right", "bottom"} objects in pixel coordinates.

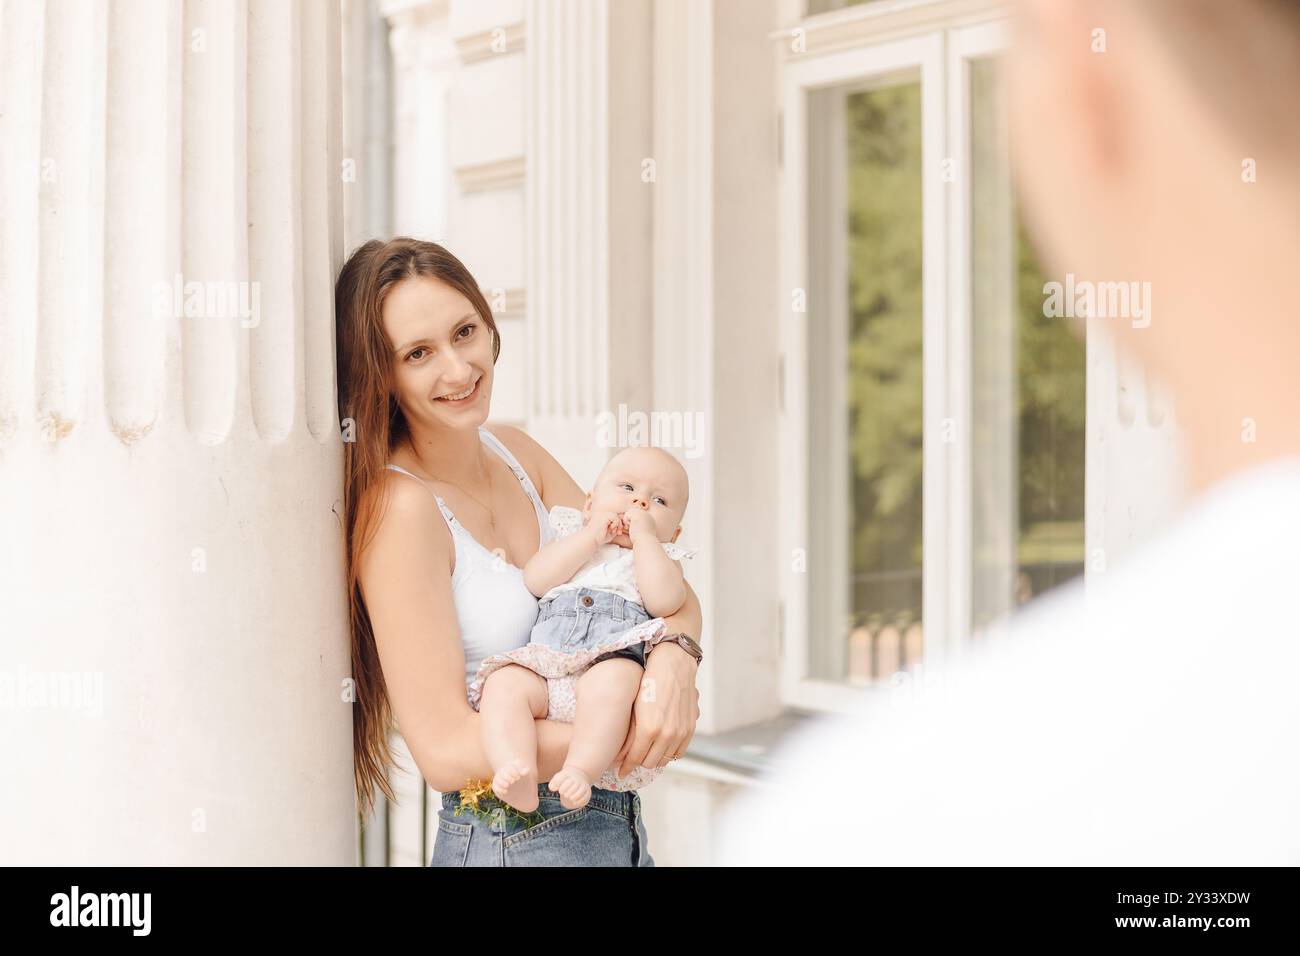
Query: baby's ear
[
  {"left": 670, "top": 525, "right": 681, "bottom": 543},
  {"left": 582, "top": 493, "right": 593, "bottom": 516}
]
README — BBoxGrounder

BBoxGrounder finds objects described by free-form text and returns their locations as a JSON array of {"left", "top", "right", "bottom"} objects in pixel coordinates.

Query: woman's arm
[
  {"left": 657, "top": 579, "right": 702, "bottom": 653},
  {"left": 358, "top": 473, "right": 573, "bottom": 791},
  {"left": 617, "top": 579, "right": 702, "bottom": 775}
]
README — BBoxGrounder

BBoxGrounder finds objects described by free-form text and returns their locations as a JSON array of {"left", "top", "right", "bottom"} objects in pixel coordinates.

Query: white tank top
[{"left": 385, "top": 427, "right": 549, "bottom": 687}]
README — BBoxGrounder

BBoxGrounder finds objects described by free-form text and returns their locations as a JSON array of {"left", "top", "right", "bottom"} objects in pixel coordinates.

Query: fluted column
[
  {"left": 0, "top": 0, "right": 353, "bottom": 864},
  {"left": 651, "top": 0, "right": 780, "bottom": 736},
  {"left": 524, "top": 0, "right": 654, "bottom": 482},
  {"left": 342, "top": 0, "right": 392, "bottom": 252}
]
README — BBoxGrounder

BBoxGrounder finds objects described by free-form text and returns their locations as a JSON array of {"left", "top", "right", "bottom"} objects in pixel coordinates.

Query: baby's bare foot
[
  {"left": 548, "top": 765, "right": 593, "bottom": 810},
  {"left": 492, "top": 758, "right": 539, "bottom": 812}
]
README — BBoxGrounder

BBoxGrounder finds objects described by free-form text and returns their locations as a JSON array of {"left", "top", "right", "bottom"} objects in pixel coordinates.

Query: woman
[{"left": 335, "top": 237, "right": 703, "bottom": 866}]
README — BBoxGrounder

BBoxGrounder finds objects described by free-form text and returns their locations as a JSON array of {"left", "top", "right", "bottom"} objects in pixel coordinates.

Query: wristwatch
[{"left": 651, "top": 632, "right": 703, "bottom": 666}]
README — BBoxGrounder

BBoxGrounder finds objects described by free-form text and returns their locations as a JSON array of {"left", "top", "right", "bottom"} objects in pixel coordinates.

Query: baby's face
[{"left": 585, "top": 447, "right": 688, "bottom": 546}]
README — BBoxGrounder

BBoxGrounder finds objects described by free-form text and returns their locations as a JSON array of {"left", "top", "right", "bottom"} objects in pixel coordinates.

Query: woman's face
[{"left": 382, "top": 275, "right": 494, "bottom": 434}]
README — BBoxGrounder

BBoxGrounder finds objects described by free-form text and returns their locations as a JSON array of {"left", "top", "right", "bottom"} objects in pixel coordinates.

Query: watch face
[{"left": 660, "top": 633, "right": 701, "bottom": 662}]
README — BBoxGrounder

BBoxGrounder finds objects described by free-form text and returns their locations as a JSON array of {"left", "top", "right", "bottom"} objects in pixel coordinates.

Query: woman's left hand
[{"left": 613, "top": 641, "right": 700, "bottom": 776}]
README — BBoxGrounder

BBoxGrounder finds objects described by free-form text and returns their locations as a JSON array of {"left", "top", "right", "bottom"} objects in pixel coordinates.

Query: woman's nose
[{"left": 440, "top": 353, "right": 472, "bottom": 384}]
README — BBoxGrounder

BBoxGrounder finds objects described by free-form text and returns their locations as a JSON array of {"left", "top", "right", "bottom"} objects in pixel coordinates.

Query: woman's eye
[
  {"left": 407, "top": 347, "right": 427, "bottom": 362},
  {"left": 456, "top": 324, "right": 476, "bottom": 339}
]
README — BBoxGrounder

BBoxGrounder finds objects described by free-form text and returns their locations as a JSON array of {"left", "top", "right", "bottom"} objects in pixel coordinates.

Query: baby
[{"left": 466, "top": 445, "right": 695, "bottom": 812}]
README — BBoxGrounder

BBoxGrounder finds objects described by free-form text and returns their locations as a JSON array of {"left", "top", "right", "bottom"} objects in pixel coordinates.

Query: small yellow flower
[
  {"left": 452, "top": 777, "right": 546, "bottom": 830},
  {"left": 458, "top": 778, "right": 494, "bottom": 813}
]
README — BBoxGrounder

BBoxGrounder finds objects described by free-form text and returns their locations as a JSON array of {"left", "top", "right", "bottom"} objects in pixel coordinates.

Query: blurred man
[{"left": 717, "top": 0, "right": 1300, "bottom": 864}]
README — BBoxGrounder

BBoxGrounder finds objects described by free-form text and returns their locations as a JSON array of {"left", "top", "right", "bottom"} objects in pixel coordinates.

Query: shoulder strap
[
  {"left": 384, "top": 463, "right": 459, "bottom": 538},
  {"left": 478, "top": 427, "right": 549, "bottom": 543}
]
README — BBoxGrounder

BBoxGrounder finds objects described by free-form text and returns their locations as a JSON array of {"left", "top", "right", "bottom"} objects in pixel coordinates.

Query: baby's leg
[
  {"left": 479, "top": 664, "right": 550, "bottom": 812},
  {"left": 548, "top": 657, "right": 643, "bottom": 810}
]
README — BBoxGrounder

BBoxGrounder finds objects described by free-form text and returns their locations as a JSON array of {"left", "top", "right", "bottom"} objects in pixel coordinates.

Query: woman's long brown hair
[{"left": 335, "top": 237, "right": 500, "bottom": 818}]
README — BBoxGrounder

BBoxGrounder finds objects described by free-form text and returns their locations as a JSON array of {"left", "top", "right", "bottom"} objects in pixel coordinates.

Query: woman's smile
[{"left": 435, "top": 375, "right": 483, "bottom": 405}]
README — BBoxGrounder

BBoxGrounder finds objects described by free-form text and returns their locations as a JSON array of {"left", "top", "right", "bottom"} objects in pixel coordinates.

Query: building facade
[
  {"left": 349, "top": 0, "right": 1186, "bottom": 866},
  {"left": 0, "top": 0, "right": 1183, "bottom": 865}
]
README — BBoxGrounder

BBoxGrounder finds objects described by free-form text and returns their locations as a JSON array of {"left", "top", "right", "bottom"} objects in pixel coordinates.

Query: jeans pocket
[
  {"left": 501, "top": 805, "right": 644, "bottom": 866},
  {"left": 429, "top": 813, "right": 473, "bottom": 867},
  {"left": 500, "top": 806, "right": 589, "bottom": 849},
  {"left": 562, "top": 612, "right": 589, "bottom": 647}
]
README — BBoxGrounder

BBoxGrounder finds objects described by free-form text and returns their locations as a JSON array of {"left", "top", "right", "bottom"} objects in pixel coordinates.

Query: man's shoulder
[{"left": 1013, "top": 456, "right": 1300, "bottom": 652}]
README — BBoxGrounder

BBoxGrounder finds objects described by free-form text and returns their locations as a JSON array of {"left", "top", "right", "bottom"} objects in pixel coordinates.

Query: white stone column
[
  {"left": 446, "top": 0, "right": 528, "bottom": 424},
  {"left": 342, "top": 0, "right": 394, "bottom": 251},
  {"left": 385, "top": 0, "right": 453, "bottom": 242},
  {"left": 524, "top": 0, "right": 655, "bottom": 481},
  {"left": 651, "top": 0, "right": 781, "bottom": 732},
  {"left": 0, "top": 0, "right": 354, "bottom": 864}
]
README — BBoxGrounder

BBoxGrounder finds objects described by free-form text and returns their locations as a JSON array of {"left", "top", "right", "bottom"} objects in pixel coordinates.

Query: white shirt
[
  {"left": 716, "top": 457, "right": 1300, "bottom": 865},
  {"left": 539, "top": 506, "right": 697, "bottom": 607}
]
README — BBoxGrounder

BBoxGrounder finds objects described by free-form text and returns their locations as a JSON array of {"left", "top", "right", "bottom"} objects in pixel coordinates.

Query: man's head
[
  {"left": 1009, "top": 0, "right": 1299, "bottom": 284},
  {"left": 1007, "top": 0, "right": 1300, "bottom": 487}
]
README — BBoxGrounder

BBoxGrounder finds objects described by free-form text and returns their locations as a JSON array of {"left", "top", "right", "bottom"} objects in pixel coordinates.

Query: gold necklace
[{"left": 421, "top": 448, "right": 497, "bottom": 532}]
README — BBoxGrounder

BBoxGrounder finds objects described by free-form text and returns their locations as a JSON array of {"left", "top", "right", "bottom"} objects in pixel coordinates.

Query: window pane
[
  {"left": 807, "top": 78, "right": 923, "bottom": 685},
  {"left": 970, "top": 57, "right": 1086, "bottom": 633}
]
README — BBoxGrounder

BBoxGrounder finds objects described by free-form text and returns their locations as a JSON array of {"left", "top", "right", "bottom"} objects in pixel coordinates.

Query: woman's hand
[{"left": 613, "top": 642, "right": 700, "bottom": 775}]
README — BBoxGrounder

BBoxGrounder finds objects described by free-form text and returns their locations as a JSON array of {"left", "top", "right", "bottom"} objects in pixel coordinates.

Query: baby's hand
[
  {"left": 586, "top": 511, "right": 627, "bottom": 546},
  {"left": 623, "top": 507, "right": 656, "bottom": 541}
]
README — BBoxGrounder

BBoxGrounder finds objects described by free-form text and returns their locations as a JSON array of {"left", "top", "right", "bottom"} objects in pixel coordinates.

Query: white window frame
[
  {"left": 779, "top": 31, "right": 948, "bottom": 713},
  {"left": 946, "top": 18, "right": 1013, "bottom": 641},
  {"left": 778, "top": 8, "right": 1015, "bottom": 713}
]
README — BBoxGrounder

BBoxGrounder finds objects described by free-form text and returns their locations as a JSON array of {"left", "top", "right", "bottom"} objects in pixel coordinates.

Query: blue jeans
[
  {"left": 532, "top": 587, "right": 651, "bottom": 667},
  {"left": 431, "top": 783, "right": 655, "bottom": 866}
]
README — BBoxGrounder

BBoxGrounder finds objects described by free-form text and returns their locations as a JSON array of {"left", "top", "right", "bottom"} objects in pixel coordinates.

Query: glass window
[
  {"left": 807, "top": 78, "right": 924, "bottom": 685},
  {"left": 970, "top": 57, "right": 1086, "bottom": 634}
]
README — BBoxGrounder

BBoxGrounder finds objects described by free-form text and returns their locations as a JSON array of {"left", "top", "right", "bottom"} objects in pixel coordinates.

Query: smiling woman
[
  {"left": 388, "top": 289, "right": 493, "bottom": 416},
  {"left": 333, "top": 237, "right": 704, "bottom": 867}
]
